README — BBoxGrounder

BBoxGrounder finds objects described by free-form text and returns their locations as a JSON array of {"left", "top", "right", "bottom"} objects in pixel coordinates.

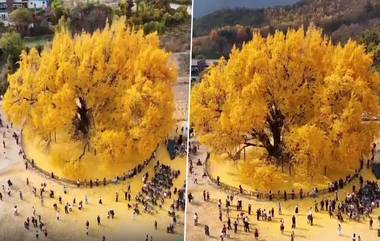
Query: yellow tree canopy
[
  {"left": 191, "top": 27, "right": 380, "bottom": 176},
  {"left": 3, "top": 18, "right": 177, "bottom": 164}
]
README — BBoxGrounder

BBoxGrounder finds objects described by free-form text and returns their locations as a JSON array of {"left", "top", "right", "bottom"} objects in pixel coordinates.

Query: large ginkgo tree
[
  {"left": 3, "top": 18, "right": 177, "bottom": 164},
  {"left": 191, "top": 27, "right": 380, "bottom": 177}
]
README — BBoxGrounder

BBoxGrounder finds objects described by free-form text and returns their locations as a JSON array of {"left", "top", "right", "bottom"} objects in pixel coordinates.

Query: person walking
[{"left": 292, "top": 215, "right": 296, "bottom": 229}]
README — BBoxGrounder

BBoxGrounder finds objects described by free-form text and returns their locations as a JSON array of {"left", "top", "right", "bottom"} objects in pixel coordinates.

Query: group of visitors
[{"left": 134, "top": 161, "right": 183, "bottom": 234}]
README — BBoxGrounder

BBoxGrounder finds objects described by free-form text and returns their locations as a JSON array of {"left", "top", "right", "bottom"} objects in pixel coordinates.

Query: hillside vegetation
[{"left": 193, "top": 0, "right": 380, "bottom": 58}]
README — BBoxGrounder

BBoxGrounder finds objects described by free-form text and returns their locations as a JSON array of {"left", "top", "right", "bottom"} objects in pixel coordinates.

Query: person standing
[
  {"left": 14, "top": 205, "right": 18, "bottom": 216},
  {"left": 292, "top": 215, "right": 296, "bottom": 229},
  {"left": 194, "top": 213, "right": 198, "bottom": 226},
  {"left": 204, "top": 225, "right": 210, "bottom": 236},
  {"left": 85, "top": 220, "right": 89, "bottom": 236},
  {"left": 254, "top": 228, "right": 259, "bottom": 240},
  {"left": 337, "top": 223, "right": 342, "bottom": 236},
  {"left": 280, "top": 219, "right": 285, "bottom": 234}
]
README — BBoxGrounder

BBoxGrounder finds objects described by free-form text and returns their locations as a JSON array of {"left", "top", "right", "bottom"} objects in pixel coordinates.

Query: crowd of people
[
  {"left": 170, "top": 125, "right": 189, "bottom": 159},
  {"left": 337, "top": 180, "right": 380, "bottom": 221},
  {"left": 134, "top": 161, "right": 185, "bottom": 233},
  {"left": 190, "top": 180, "right": 380, "bottom": 241}
]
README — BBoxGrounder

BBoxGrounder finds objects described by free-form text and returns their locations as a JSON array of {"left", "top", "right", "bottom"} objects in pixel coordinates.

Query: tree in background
[
  {"left": 360, "top": 29, "right": 380, "bottom": 68},
  {"left": 68, "top": 3, "right": 114, "bottom": 34},
  {"left": 191, "top": 27, "right": 380, "bottom": 179},
  {"left": 0, "top": 31, "right": 24, "bottom": 68},
  {"left": 119, "top": 0, "right": 134, "bottom": 18},
  {"left": 132, "top": 0, "right": 189, "bottom": 34},
  {"left": 0, "top": 64, "right": 10, "bottom": 95},
  {"left": 209, "top": 25, "right": 253, "bottom": 57},
  {"left": 3, "top": 18, "right": 177, "bottom": 165},
  {"left": 9, "top": 8, "right": 33, "bottom": 36},
  {"left": 51, "top": 0, "right": 66, "bottom": 21},
  {"left": 0, "top": 32, "right": 24, "bottom": 95}
]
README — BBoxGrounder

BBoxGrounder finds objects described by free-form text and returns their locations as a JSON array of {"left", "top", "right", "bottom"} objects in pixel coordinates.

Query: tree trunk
[
  {"left": 253, "top": 103, "right": 285, "bottom": 164},
  {"left": 77, "top": 141, "right": 89, "bottom": 161},
  {"left": 267, "top": 103, "right": 284, "bottom": 159}
]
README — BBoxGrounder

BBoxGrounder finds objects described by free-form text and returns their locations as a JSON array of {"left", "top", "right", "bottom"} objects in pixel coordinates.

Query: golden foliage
[
  {"left": 4, "top": 17, "right": 177, "bottom": 165},
  {"left": 191, "top": 27, "right": 380, "bottom": 178}
]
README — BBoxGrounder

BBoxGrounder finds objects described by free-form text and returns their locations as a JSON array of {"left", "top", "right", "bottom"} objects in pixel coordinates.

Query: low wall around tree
[
  {"left": 204, "top": 152, "right": 368, "bottom": 201},
  {"left": 20, "top": 130, "right": 157, "bottom": 188}
]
